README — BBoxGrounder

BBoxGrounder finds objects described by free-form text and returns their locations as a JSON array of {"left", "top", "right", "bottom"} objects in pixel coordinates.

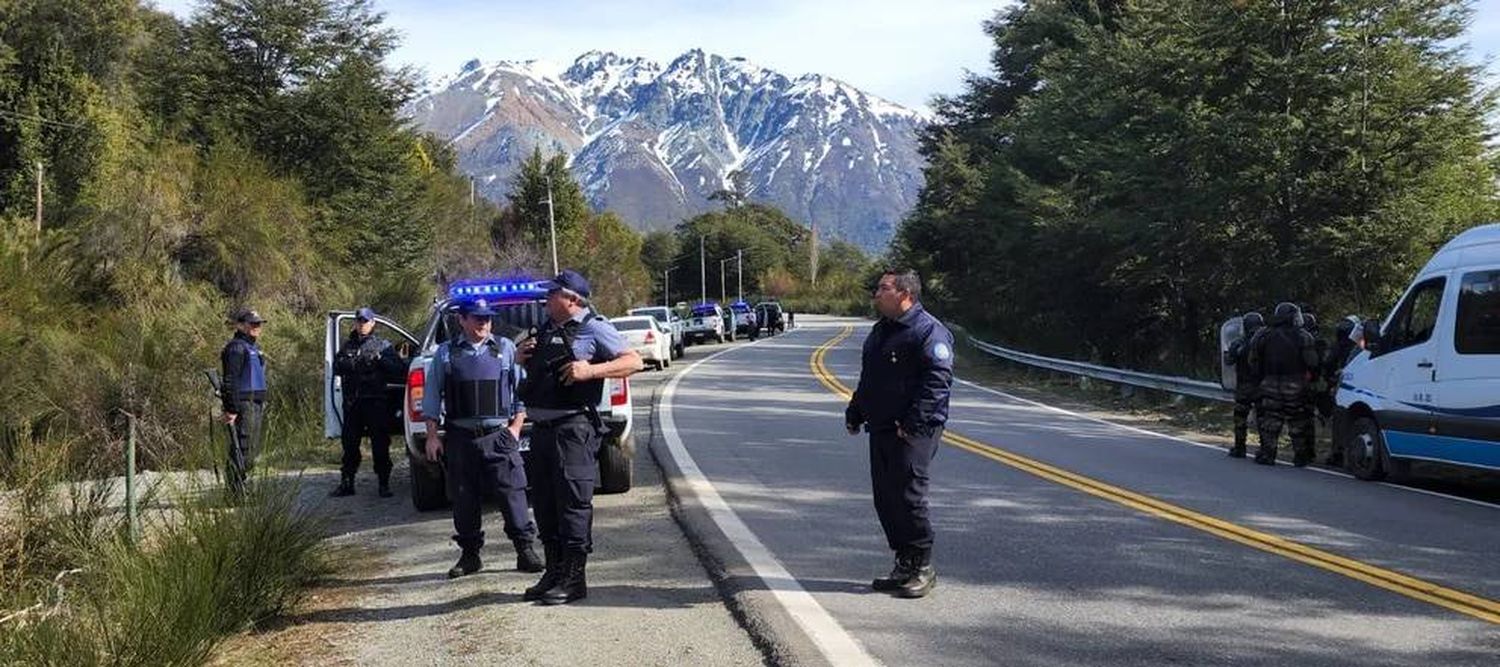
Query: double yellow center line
[{"left": 810, "top": 325, "right": 1500, "bottom": 626}]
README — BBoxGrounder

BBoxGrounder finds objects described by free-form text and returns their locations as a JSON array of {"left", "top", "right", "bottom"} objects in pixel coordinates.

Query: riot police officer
[
  {"left": 1248, "top": 302, "right": 1321, "bottom": 466},
  {"left": 1322, "top": 316, "right": 1363, "bottom": 466},
  {"left": 332, "top": 307, "right": 406, "bottom": 498},
  {"left": 1223, "top": 311, "right": 1265, "bottom": 458},
  {"left": 422, "top": 299, "right": 543, "bottom": 578},
  {"left": 221, "top": 309, "right": 268, "bottom": 494},
  {"left": 845, "top": 269, "right": 954, "bottom": 599},
  {"left": 517, "top": 270, "right": 641, "bottom": 605}
]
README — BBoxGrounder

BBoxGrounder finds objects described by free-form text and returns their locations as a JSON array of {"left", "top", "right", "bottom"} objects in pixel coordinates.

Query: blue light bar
[{"left": 447, "top": 278, "right": 546, "bottom": 301}]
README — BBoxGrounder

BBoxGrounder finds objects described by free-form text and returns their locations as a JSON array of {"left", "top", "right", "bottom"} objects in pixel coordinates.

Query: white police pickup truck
[
  {"left": 1334, "top": 224, "right": 1500, "bottom": 481},
  {"left": 324, "top": 278, "right": 635, "bottom": 511}
]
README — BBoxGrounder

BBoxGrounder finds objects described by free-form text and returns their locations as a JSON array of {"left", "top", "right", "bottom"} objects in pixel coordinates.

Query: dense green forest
[
  {"left": 0, "top": 0, "right": 871, "bottom": 478},
  {"left": 893, "top": 0, "right": 1499, "bottom": 373}
]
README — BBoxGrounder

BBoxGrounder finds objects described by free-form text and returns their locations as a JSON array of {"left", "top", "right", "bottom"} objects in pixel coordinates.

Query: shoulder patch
[{"left": 931, "top": 342, "right": 952, "bottom": 361}]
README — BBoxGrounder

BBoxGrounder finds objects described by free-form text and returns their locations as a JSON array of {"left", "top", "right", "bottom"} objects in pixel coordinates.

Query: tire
[
  {"left": 674, "top": 342, "right": 685, "bottom": 358},
  {"left": 409, "top": 448, "right": 450, "bottom": 511},
  {"left": 1345, "top": 416, "right": 1388, "bottom": 481},
  {"left": 597, "top": 432, "right": 634, "bottom": 494}
]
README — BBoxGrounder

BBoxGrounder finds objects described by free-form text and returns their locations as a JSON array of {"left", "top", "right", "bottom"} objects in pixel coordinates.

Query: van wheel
[
  {"left": 409, "top": 449, "right": 450, "bottom": 510},
  {"left": 597, "top": 433, "right": 633, "bottom": 494},
  {"left": 1345, "top": 416, "right": 1388, "bottom": 481}
]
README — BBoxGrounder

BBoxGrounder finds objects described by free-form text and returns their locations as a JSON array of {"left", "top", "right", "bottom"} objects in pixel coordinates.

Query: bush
[{"left": 0, "top": 463, "right": 327, "bottom": 666}]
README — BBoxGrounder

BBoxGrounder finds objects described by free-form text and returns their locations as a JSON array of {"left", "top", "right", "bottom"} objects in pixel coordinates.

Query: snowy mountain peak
[{"left": 408, "top": 49, "right": 928, "bottom": 250}]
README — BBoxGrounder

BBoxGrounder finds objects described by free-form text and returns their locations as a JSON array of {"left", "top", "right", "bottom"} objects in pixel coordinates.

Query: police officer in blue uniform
[
  {"left": 517, "top": 270, "right": 641, "bottom": 605},
  {"left": 331, "top": 307, "right": 406, "bottom": 498},
  {"left": 423, "top": 299, "right": 543, "bottom": 578},
  {"left": 845, "top": 269, "right": 954, "bottom": 599},
  {"left": 221, "top": 309, "right": 268, "bottom": 495}
]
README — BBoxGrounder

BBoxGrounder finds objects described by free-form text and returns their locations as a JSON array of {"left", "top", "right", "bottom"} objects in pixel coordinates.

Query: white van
[{"left": 1334, "top": 224, "right": 1500, "bottom": 480}]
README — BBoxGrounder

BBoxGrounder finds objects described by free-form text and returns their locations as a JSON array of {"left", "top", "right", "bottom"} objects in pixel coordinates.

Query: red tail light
[
  {"left": 644, "top": 330, "right": 655, "bottom": 343},
  {"left": 407, "top": 367, "right": 425, "bottom": 421},
  {"left": 610, "top": 378, "right": 629, "bottom": 407}
]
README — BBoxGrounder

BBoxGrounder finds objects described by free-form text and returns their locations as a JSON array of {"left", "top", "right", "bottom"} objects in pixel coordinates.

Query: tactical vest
[
  {"left": 232, "top": 340, "right": 267, "bottom": 395},
  {"left": 444, "top": 340, "right": 513, "bottom": 421},
  {"left": 520, "top": 316, "right": 605, "bottom": 410}
]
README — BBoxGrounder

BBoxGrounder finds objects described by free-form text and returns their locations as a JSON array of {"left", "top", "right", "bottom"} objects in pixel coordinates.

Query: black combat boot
[
  {"left": 895, "top": 548, "right": 935, "bottom": 599},
  {"left": 447, "top": 549, "right": 481, "bottom": 579},
  {"left": 872, "top": 549, "right": 915, "bottom": 592},
  {"left": 1228, "top": 429, "right": 1247, "bottom": 458},
  {"left": 514, "top": 539, "right": 544, "bottom": 573},
  {"left": 523, "top": 543, "right": 561, "bottom": 601},
  {"left": 539, "top": 551, "right": 588, "bottom": 605},
  {"left": 377, "top": 474, "right": 393, "bottom": 498},
  {"left": 1253, "top": 435, "right": 1278, "bottom": 465},
  {"left": 329, "top": 475, "right": 355, "bottom": 497}
]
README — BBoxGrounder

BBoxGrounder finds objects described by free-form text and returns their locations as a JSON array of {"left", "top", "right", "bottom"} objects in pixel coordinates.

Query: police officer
[
  {"left": 1223, "top": 311, "right": 1265, "bottom": 458},
  {"left": 845, "top": 269, "right": 954, "bottom": 599},
  {"left": 1322, "top": 315, "right": 1363, "bottom": 466},
  {"left": 221, "top": 309, "right": 268, "bottom": 494},
  {"left": 423, "top": 299, "right": 543, "bottom": 578},
  {"left": 1248, "top": 302, "right": 1321, "bottom": 466},
  {"left": 331, "top": 307, "right": 406, "bottom": 498},
  {"left": 517, "top": 270, "right": 641, "bottom": 605}
]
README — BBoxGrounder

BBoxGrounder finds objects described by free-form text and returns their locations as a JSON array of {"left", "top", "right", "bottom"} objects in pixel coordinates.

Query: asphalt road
[{"left": 660, "top": 315, "right": 1499, "bottom": 666}]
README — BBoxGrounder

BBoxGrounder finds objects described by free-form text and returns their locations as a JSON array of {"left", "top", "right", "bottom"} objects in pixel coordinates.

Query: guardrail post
[{"left": 126, "top": 413, "right": 139, "bottom": 544}]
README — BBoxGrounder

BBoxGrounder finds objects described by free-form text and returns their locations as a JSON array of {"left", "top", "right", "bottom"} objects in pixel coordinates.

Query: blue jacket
[
  {"left": 221, "top": 331, "right": 267, "bottom": 412},
  {"left": 845, "top": 303, "right": 955, "bottom": 438}
]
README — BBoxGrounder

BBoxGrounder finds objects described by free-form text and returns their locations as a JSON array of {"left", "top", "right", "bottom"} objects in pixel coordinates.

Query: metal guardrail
[{"left": 965, "top": 335, "right": 1234, "bottom": 403}]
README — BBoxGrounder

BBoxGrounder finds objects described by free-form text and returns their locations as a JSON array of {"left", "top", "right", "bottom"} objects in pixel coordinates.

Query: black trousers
[
  {"left": 869, "top": 427, "right": 941, "bottom": 553},
  {"left": 340, "top": 399, "right": 392, "bottom": 480},
  {"left": 445, "top": 426, "right": 535, "bottom": 552},
  {"left": 225, "top": 400, "right": 264, "bottom": 492},
  {"left": 527, "top": 415, "right": 600, "bottom": 553}
]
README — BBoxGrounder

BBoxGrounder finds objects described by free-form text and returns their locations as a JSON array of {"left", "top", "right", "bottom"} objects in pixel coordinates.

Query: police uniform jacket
[{"left": 845, "top": 302, "right": 955, "bottom": 438}]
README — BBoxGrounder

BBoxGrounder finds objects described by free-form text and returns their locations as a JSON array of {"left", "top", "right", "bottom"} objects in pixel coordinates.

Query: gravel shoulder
[{"left": 214, "top": 361, "right": 765, "bottom": 666}]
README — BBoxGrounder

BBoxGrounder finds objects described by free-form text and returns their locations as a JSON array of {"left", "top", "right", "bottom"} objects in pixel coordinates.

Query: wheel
[
  {"left": 409, "top": 449, "right": 450, "bottom": 511},
  {"left": 674, "top": 342, "right": 685, "bottom": 358},
  {"left": 597, "top": 432, "right": 634, "bottom": 494},
  {"left": 1345, "top": 416, "right": 1388, "bottom": 481},
  {"left": 662, "top": 355, "right": 671, "bottom": 369}
]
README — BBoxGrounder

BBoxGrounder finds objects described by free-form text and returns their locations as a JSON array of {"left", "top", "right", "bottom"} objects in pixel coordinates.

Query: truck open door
[{"left": 324, "top": 311, "right": 420, "bottom": 440}]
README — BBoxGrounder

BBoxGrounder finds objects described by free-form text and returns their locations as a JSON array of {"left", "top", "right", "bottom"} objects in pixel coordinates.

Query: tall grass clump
[{"left": 0, "top": 448, "right": 327, "bottom": 666}]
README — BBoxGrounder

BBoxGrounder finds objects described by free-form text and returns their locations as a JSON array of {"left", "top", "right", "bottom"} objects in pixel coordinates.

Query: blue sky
[{"left": 154, "top": 0, "right": 1500, "bottom": 112}]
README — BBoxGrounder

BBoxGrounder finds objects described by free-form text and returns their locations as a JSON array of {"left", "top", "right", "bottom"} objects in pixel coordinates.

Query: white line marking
[
  {"left": 661, "top": 330, "right": 879, "bottom": 667},
  {"left": 817, "top": 325, "right": 1499, "bottom": 511}
]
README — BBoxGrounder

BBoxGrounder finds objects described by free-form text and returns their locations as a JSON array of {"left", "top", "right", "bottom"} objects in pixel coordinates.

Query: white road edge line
[{"left": 660, "top": 328, "right": 880, "bottom": 667}]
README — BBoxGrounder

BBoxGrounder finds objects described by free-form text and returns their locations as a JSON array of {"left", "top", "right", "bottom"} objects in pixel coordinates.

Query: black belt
[{"left": 529, "top": 412, "right": 587, "bottom": 427}]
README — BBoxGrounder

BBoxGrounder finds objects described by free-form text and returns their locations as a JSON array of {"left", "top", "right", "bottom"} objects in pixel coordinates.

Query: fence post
[{"left": 126, "top": 413, "right": 139, "bottom": 544}]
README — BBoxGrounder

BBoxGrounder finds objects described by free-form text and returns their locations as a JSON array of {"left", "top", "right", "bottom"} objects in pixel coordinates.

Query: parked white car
[
  {"left": 628, "top": 306, "right": 686, "bottom": 358},
  {"left": 610, "top": 315, "right": 673, "bottom": 370}
]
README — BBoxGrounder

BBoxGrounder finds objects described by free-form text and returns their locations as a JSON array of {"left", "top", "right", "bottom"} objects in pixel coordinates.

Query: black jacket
[
  {"left": 846, "top": 303, "right": 955, "bottom": 438},
  {"left": 334, "top": 332, "right": 404, "bottom": 403}
]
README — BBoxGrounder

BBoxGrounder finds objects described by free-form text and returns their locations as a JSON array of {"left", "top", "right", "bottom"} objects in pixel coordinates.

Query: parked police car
[
  {"left": 684, "top": 302, "right": 729, "bottom": 344},
  {"left": 1334, "top": 224, "right": 1500, "bottom": 481},
  {"left": 324, "top": 278, "right": 635, "bottom": 511}
]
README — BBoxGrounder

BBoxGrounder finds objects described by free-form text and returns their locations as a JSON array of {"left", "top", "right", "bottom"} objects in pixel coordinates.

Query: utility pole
[
  {"left": 736, "top": 248, "right": 744, "bottom": 303},
  {"left": 699, "top": 235, "right": 706, "bottom": 305},
  {"left": 34, "top": 161, "right": 43, "bottom": 233},
  {"left": 809, "top": 221, "right": 819, "bottom": 287},
  {"left": 545, "top": 176, "right": 559, "bottom": 275},
  {"left": 719, "top": 257, "right": 730, "bottom": 304},
  {"left": 662, "top": 266, "right": 674, "bottom": 308}
]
